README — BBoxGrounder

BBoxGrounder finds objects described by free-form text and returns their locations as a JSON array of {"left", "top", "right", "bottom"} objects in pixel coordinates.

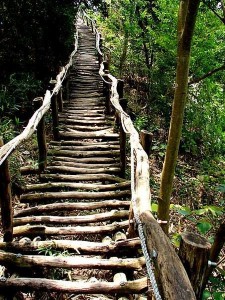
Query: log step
[
  {"left": 0, "top": 251, "right": 145, "bottom": 270},
  {"left": 13, "top": 210, "right": 129, "bottom": 226},
  {"left": 23, "top": 181, "right": 130, "bottom": 192},
  {"left": 13, "top": 220, "right": 130, "bottom": 237},
  {"left": 0, "top": 238, "right": 140, "bottom": 254},
  {"left": 0, "top": 21, "right": 149, "bottom": 299},
  {"left": 39, "top": 173, "right": 127, "bottom": 182},
  {"left": 20, "top": 190, "right": 131, "bottom": 203},
  {"left": 14, "top": 200, "right": 130, "bottom": 217},
  {"left": 0, "top": 277, "right": 147, "bottom": 294}
]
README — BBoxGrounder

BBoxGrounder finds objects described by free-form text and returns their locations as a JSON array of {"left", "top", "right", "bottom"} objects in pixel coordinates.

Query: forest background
[{"left": 0, "top": 1, "right": 224, "bottom": 299}]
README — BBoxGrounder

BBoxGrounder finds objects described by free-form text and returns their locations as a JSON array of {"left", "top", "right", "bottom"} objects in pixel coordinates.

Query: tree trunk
[{"left": 158, "top": 0, "right": 201, "bottom": 233}]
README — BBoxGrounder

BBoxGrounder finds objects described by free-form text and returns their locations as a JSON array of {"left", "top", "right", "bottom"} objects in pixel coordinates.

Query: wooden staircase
[{"left": 0, "top": 23, "right": 148, "bottom": 299}]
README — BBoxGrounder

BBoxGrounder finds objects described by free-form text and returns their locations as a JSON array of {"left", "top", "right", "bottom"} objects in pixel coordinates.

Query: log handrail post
[
  {"left": 140, "top": 130, "right": 153, "bottom": 158},
  {"left": 99, "top": 35, "right": 103, "bottom": 66},
  {"left": 117, "top": 79, "right": 124, "bottom": 99},
  {"left": 51, "top": 93, "right": 60, "bottom": 141},
  {"left": 119, "top": 98, "right": 128, "bottom": 178},
  {"left": 33, "top": 97, "right": 47, "bottom": 172},
  {"left": 103, "top": 70, "right": 111, "bottom": 115},
  {"left": 0, "top": 138, "right": 13, "bottom": 242},
  {"left": 57, "top": 87, "right": 63, "bottom": 112},
  {"left": 178, "top": 231, "right": 211, "bottom": 299}
]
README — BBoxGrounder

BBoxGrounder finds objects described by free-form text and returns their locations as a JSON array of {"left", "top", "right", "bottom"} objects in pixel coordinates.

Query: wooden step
[
  {"left": 0, "top": 237, "right": 140, "bottom": 254},
  {"left": 14, "top": 200, "right": 130, "bottom": 217},
  {"left": 20, "top": 190, "right": 131, "bottom": 203},
  {"left": 13, "top": 210, "right": 129, "bottom": 226},
  {"left": 13, "top": 220, "right": 130, "bottom": 237},
  {"left": 0, "top": 277, "right": 147, "bottom": 294}
]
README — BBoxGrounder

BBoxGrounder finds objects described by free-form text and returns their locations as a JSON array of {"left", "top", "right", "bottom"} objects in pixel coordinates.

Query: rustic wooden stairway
[{"left": 0, "top": 23, "right": 148, "bottom": 299}]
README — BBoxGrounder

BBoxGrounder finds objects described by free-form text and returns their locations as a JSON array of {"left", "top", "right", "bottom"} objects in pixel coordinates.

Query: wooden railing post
[
  {"left": 140, "top": 130, "right": 153, "bottom": 158},
  {"left": 119, "top": 98, "right": 128, "bottom": 178},
  {"left": 0, "top": 138, "right": 13, "bottom": 242},
  {"left": 51, "top": 93, "right": 60, "bottom": 141},
  {"left": 117, "top": 79, "right": 124, "bottom": 99},
  {"left": 99, "top": 35, "right": 103, "bottom": 66},
  {"left": 58, "top": 87, "right": 63, "bottom": 112},
  {"left": 178, "top": 232, "right": 211, "bottom": 299},
  {"left": 33, "top": 97, "right": 47, "bottom": 172},
  {"left": 65, "top": 76, "right": 70, "bottom": 103},
  {"left": 103, "top": 70, "right": 111, "bottom": 115}
]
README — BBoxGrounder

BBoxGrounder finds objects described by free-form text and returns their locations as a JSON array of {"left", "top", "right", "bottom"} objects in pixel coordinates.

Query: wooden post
[
  {"left": 117, "top": 80, "right": 124, "bottom": 99},
  {"left": 203, "top": 221, "right": 225, "bottom": 289},
  {"left": 51, "top": 94, "right": 59, "bottom": 141},
  {"left": 57, "top": 88, "right": 63, "bottom": 112},
  {"left": 0, "top": 138, "right": 13, "bottom": 242},
  {"left": 33, "top": 97, "right": 47, "bottom": 172},
  {"left": 91, "top": 20, "right": 94, "bottom": 33},
  {"left": 119, "top": 98, "right": 128, "bottom": 178},
  {"left": 103, "top": 70, "right": 111, "bottom": 115},
  {"left": 178, "top": 231, "right": 211, "bottom": 299},
  {"left": 140, "top": 130, "right": 153, "bottom": 158},
  {"left": 98, "top": 36, "right": 103, "bottom": 66},
  {"left": 103, "top": 61, "right": 110, "bottom": 72}
]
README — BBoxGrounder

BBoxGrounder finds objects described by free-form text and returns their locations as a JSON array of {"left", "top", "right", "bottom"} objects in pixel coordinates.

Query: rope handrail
[{"left": 0, "top": 26, "right": 79, "bottom": 166}]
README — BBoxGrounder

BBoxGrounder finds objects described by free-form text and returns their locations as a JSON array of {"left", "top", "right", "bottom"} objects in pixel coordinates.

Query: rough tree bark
[{"left": 158, "top": 0, "right": 201, "bottom": 233}]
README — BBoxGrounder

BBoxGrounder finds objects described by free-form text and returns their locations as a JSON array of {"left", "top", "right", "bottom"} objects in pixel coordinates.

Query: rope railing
[
  {"left": 81, "top": 11, "right": 197, "bottom": 300},
  {"left": 0, "top": 26, "right": 79, "bottom": 166}
]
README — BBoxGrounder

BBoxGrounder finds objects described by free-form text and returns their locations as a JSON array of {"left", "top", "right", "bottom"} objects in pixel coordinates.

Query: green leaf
[
  {"left": 208, "top": 206, "right": 224, "bottom": 216},
  {"left": 193, "top": 208, "right": 208, "bottom": 215},
  {"left": 197, "top": 221, "right": 212, "bottom": 234},
  {"left": 171, "top": 233, "right": 181, "bottom": 248},
  {"left": 213, "top": 292, "right": 225, "bottom": 300},
  {"left": 177, "top": 207, "right": 192, "bottom": 216},
  {"left": 202, "top": 290, "right": 211, "bottom": 300},
  {"left": 216, "top": 184, "right": 225, "bottom": 193},
  {"left": 151, "top": 203, "right": 158, "bottom": 212}
]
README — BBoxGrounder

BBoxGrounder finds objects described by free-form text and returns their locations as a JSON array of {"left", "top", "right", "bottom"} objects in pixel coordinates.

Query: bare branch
[
  {"left": 189, "top": 64, "right": 225, "bottom": 85},
  {"left": 202, "top": 0, "right": 225, "bottom": 24}
]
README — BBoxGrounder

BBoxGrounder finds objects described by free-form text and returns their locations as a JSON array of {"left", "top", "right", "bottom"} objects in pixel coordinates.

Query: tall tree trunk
[
  {"left": 158, "top": 0, "right": 201, "bottom": 234},
  {"left": 119, "top": 30, "right": 129, "bottom": 77}
]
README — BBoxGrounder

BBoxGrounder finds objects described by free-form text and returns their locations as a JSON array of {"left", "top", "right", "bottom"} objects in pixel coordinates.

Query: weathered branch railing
[
  {"left": 81, "top": 11, "right": 197, "bottom": 300},
  {"left": 0, "top": 24, "right": 79, "bottom": 242}
]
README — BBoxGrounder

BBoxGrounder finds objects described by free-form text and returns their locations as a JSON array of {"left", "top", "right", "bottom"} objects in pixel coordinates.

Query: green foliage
[
  {"left": 0, "top": 118, "right": 16, "bottom": 142},
  {"left": 171, "top": 204, "right": 224, "bottom": 240},
  {"left": 0, "top": 72, "right": 42, "bottom": 121}
]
